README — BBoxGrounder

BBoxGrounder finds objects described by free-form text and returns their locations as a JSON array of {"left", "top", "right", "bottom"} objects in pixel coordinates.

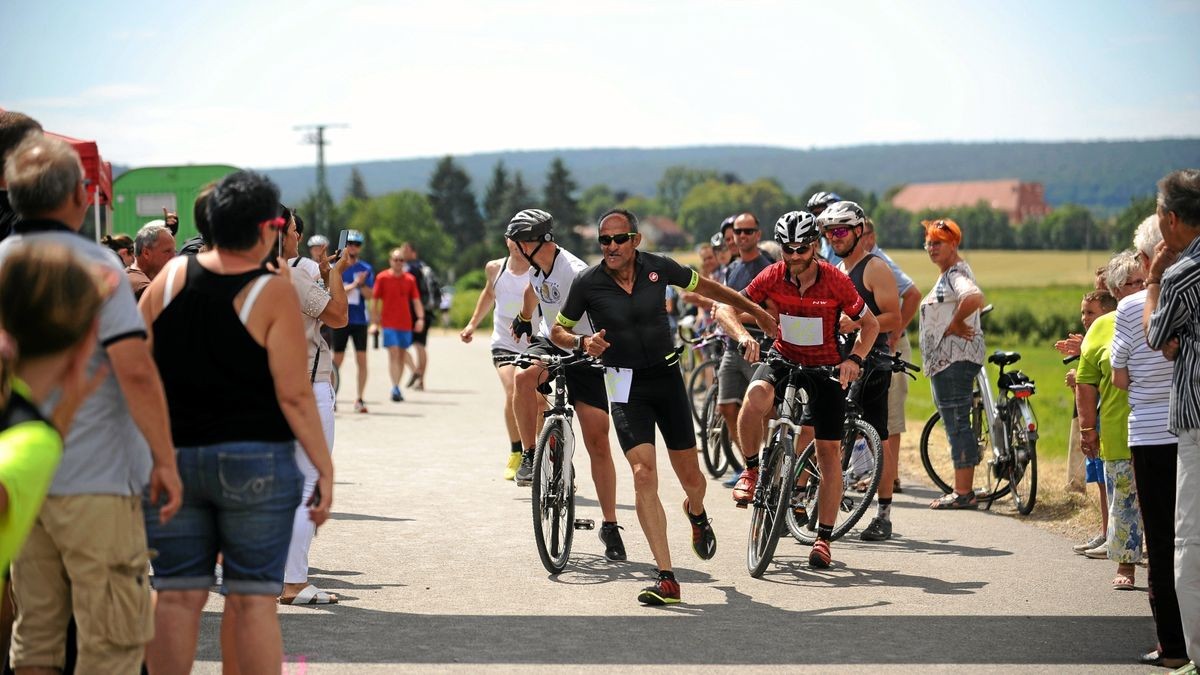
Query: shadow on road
[
  {"left": 761, "top": 557, "right": 989, "bottom": 595},
  {"left": 330, "top": 512, "right": 414, "bottom": 523}
]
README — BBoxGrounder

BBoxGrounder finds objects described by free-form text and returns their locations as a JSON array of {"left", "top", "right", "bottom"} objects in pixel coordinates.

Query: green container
[{"left": 112, "top": 165, "right": 239, "bottom": 240}]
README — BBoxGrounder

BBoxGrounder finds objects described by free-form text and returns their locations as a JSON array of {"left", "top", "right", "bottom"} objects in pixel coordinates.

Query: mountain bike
[
  {"left": 785, "top": 350, "right": 918, "bottom": 545},
  {"left": 682, "top": 328, "right": 725, "bottom": 425},
  {"left": 516, "top": 351, "right": 601, "bottom": 573},
  {"left": 919, "top": 349, "right": 1039, "bottom": 515}
]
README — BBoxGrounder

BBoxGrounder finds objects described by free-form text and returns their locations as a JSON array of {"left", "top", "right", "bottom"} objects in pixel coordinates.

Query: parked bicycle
[
  {"left": 785, "top": 350, "right": 919, "bottom": 546},
  {"left": 681, "top": 327, "right": 725, "bottom": 425},
  {"left": 515, "top": 351, "right": 602, "bottom": 573},
  {"left": 918, "top": 348, "right": 1039, "bottom": 515}
]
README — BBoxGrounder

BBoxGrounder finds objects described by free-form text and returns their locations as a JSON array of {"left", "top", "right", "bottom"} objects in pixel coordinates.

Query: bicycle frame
[{"left": 541, "top": 359, "right": 577, "bottom": 493}]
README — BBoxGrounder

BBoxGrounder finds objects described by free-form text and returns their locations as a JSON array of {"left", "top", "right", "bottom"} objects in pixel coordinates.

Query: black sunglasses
[
  {"left": 782, "top": 241, "right": 815, "bottom": 256},
  {"left": 734, "top": 227, "right": 758, "bottom": 235},
  {"left": 598, "top": 233, "right": 635, "bottom": 246}
]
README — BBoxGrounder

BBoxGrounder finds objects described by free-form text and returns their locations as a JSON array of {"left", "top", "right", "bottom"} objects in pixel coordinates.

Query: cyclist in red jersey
[{"left": 715, "top": 211, "right": 879, "bottom": 569}]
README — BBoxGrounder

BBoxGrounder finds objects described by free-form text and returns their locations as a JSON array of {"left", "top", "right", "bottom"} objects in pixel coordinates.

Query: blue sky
[{"left": 3, "top": 0, "right": 1198, "bottom": 168}]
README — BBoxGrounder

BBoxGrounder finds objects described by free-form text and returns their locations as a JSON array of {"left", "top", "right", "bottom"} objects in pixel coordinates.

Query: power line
[{"left": 295, "top": 123, "right": 348, "bottom": 233}]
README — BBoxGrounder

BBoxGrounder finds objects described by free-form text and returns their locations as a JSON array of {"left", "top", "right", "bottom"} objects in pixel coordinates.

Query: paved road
[{"left": 194, "top": 333, "right": 1153, "bottom": 673}]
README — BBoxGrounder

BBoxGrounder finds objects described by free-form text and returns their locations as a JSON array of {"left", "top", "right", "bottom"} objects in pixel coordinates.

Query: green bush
[
  {"left": 448, "top": 289, "right": 490, "bottom": 331},
  {"left": 457, "top": 269, "right": 488, "bottom": 292}
]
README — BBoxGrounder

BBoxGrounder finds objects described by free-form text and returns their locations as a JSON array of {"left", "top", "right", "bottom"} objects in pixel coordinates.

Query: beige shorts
[
  {"left": 9, "top": 494, "right": 153, "bottom": 673},
  {"left": 887, "top": 333, "right": 912, "bottom": 435}
]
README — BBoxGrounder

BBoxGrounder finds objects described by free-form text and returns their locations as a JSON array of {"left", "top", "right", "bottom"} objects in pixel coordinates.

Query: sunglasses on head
[
  {"left": 734, "top": 227, "right": 758, "bottom": 235},
  {"left": 259, "top": 216, "right": 287, "bottom": 231},
  {"left": 782, "top": 241, "right": 815, "bottom": 256},
  {"left": 598, "top": 233, "right": 634, "bottom": 246}
]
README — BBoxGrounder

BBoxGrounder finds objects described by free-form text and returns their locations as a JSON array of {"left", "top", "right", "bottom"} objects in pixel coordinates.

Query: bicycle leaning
[
  {"left": 918, "top": 347, "right": 1039, "bottom": 515},
  {"left": 515, "top": 351, "right": 602, "bottom": 573}
]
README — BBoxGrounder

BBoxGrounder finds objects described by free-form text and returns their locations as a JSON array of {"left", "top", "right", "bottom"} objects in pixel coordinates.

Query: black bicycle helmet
[
  {"left": 816, "top": 200, "right": 866, "bottom": 230},
  {"left": 774, "top": 211, "right": 820, "bottom": 245},
  {"left": 504, "top": 208, "right": 554, "bottom": 242}
]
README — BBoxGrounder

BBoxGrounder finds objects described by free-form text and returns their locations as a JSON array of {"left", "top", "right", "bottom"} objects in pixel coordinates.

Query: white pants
[
  {"left": 284, "top": 380, "right": 335, "bottom": 584},
  {"left": 1176, "top": 428, "right": 1200, "bottom": 659}
]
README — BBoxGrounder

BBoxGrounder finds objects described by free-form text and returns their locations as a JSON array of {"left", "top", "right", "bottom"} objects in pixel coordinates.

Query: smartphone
[
  {"left": 277, "top": 229, "right": 283, "bottom": 259},
  {"left": 337, "top": 230, "right": 349, "bottom": 252}
]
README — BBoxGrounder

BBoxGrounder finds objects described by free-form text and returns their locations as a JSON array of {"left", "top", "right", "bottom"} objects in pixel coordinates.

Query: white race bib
[
  {"left": 780, "top": 315, "right": 822, "bottom": 346},
  {"left": 604, "top": 367, "right": 633, "bottom": 404},
  {"left": 347, "top": 287, "right": 362, "bottom": 305}
]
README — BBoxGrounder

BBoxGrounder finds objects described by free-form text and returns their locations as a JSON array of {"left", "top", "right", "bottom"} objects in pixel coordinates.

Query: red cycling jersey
[{"left": 742, "top": 259, "right": 866, "bottom": 366}]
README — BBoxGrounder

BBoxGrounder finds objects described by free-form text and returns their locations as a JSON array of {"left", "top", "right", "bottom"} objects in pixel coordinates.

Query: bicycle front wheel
[
  {"left": 688, "top": 358, "right": 719, "bottom": 425},
  {"left": 700, "top": 384, "right": 731, "bottom": 479},
  {"left": 532, "top": 420, "right": 575, "bottom": 574},
  {"left": 788, "top": 419, "right": 883, "bottom": 543},
  {"left": 747, "top": 430, "right": 796, "bottom": 577},
  {"left": 1007, "top": 401, "right": 1038, "bottom": 515}
]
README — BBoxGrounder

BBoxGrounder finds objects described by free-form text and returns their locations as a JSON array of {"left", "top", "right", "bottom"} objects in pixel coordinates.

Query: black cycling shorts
[
  {"left": 522, "top": 337, "right": 608, "bottom": 412},
  {"left": 413, "top": 317, "right": 431, "bottom": 345},
  {"left": 610, "top": 362, "right": 697, "bottom": 453},
  {"left": 332, "top": 324, "right": 367, "bottom": 353},
  {"left": 856, "top": 369, "right": 892, "bottom": 443},
  {"left": 751, "top": 361, "right": 845, "bottom": 442},
  {"left": 492, "top": 348, "right": 519, "bottom": 368}
]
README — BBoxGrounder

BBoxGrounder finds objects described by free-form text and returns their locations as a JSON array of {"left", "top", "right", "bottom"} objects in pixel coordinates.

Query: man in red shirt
[
  {"left": 715, "top": 211, "right": 878, "bottom": 569},
  {"left": 371, "top": 248, "right": 424, "bottom": 402}
]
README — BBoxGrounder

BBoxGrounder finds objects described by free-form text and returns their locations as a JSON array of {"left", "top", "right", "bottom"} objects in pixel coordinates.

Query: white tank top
[
  {"left": 532, "top": 247, "right": 594, "bottom": 338},
  {"left": 491, "top": 257, "right": 532, "bottom": 353}
]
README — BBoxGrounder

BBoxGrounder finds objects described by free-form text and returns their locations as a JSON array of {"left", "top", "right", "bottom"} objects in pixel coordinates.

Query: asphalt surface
[{"left": 193, "top": 333, "right": 1156, "bottom": 673}]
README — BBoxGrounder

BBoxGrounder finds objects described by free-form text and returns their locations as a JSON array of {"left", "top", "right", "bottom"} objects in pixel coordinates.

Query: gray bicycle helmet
[
  {"left": 505, "top": 208, "right": 554, "bottom": 242},
  {"left": 306, "top": 234, "right": 329, "bottom": 248},
  {"left": 709, "top": 232, "right": 725, "bottom": 248},
  {"left": 774, "top": 211, "right": 820, "bottom": 245},
  {"left": 816, "top": 200, "right": 866, "bottom": 230},
  {"left": 806, "top": 191, "right": 843, "bottom": 210}
]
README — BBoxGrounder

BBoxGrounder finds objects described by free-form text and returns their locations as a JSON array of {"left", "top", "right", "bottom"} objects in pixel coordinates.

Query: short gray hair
[
  {"left": 1104, "top": 250, "right": 1141, "bottom": 296},
  {"left": 134, "top": 223, "right": 171, "bottom": 256},
  {"left": 1132, "top": 213, "right": 1162, "bottom": 260},
  {"left": 3, "top": 135, "right": 82, "bottom": 218}
]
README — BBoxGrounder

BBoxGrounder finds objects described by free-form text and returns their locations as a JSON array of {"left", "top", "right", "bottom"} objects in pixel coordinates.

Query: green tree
[
  {"left": 1108, "top": 194, "right": 1157, "bottom": 249},
  {"left": 616, "top": 195, "right": 671, "bottom": 220},
  {"left": 657, "top": 166, "right": 719, "bottom": 219},
  {"left": 869, "top": 204, "right": 918, "bottom": 249},
  {"left": 346, "top": 191, "right": 453, "bottom": 272},
  {"left": 296, "top": 190, "right": 340, "bottom": 241},
  {"left": 345, "top": 167, "right": 370, "bottom": 202},
  {"left": 482, "top": 160, "right": 511, "bottom": 226},
  {"left": 580, "top": 184, "right": 616, "bottom": 223},
  {"left": 677, "top": 180, "right": 741, "bottom": 239},
  {"left": 799, "top": 181, "right": 870, "bottom": 207},
  {"left": 543, "top": 158, "right": 583, "bottom": 251},
  {"left": 1040, "top": 204, "right": 1099, "bottom": 250},
  {"left": 427, "top": 155, "right": 483, "bottom": 252}
]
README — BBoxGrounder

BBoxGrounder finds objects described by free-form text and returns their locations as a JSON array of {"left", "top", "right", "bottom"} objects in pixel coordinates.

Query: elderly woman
[
  {"left": 918, "top": 219, "right": 987, "bottom": 509},
  {"left": 137, "top": 171, "right": 333, "bottom": 674}
]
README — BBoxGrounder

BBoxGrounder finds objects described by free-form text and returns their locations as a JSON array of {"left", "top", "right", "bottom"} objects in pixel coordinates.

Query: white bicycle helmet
[
  {"left": 307, "top": 234, "right": 329, "bottom": 248},
  {"left": 816, "top": 201, "right": 866, "bottom": 230}
]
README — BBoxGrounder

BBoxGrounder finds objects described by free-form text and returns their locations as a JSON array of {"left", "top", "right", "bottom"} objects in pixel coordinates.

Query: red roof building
[{"left": 890, "top": 179, "right": 1051, "bottom": 224}]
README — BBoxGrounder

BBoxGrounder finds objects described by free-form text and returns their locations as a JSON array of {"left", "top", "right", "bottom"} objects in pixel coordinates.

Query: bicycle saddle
[{"left": 988, "top": 350, "right": 1021, "bottom": 366}]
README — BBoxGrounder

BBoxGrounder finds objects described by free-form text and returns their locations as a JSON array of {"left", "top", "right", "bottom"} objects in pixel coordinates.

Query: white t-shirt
[
  {"left": 288, "top": 257, "right": 333, "bottom": 384},
  {"left": 531, "top": 247, "right": 594, "bottom": 338},
  {"left": 1110, "top": 290, "right": 1175, "bottom": 446},
  {"left": 919, "top": 260, "right": 984, "bottom": 376}
]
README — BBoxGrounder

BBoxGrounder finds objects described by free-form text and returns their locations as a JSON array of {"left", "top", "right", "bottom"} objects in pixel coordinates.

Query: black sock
[
  {"left": 524, "top": 447, "right": 535, "bottom": 457},
  {"left": 817, "top": 523, "right": 834, "bottom": 541},
  {"left": 745, "top": 455, "right": 760, "bottom": 470},
  {"left": 658, "top": 569, "right": 675, "bottom": 581},
  {"left": 687, "top": 508, "right": 708, "bottom": 525},
  {"left": 511, "top": 441, "right": 522, "bottom": 454},
  {"left": 602, "top": 520, "right": 618, "bottom": 528}
]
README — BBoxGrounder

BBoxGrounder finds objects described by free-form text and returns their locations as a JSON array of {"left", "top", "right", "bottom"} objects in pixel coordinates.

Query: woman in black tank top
[{"left": 134, "top": 171, "right": 334, "bottom": 674}]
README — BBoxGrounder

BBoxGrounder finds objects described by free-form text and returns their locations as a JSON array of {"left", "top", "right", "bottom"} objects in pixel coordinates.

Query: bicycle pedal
[
  {"left": 573, "top": 519, "right": 595, "bottom": 530},
  {"left": 734, "top": 501, "right": 749, "bottom": 509}
]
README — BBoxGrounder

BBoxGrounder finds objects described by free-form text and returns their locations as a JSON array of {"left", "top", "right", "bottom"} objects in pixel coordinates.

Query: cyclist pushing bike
[
  {"left": 715, "top": 210, "right": 879, "bottom": 569},
  {"left": 553, "top": 208, "right": 775, "bottom": 605}
]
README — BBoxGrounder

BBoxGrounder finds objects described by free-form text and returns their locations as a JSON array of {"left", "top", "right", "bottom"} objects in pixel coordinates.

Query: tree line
[{"left": 297, "top": 158, "right": 1160, "bottom": 277}]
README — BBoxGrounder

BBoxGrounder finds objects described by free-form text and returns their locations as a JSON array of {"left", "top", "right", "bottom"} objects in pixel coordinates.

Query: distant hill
[{"left": 247, "top": 140, "right": 1198, "bottom": 212}]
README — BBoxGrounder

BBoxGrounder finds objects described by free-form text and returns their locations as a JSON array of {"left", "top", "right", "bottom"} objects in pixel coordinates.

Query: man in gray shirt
[{"left": 0, "top": 134, "right": 182, "bottom": 673}]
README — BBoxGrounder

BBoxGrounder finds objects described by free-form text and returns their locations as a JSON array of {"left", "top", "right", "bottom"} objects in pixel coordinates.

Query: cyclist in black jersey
[{"left": 553, "top": 208, "right": 776, "bottom": 605}]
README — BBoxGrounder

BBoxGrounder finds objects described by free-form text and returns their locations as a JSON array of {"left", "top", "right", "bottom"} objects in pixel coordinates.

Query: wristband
[
  {"left": 846, "top": 353, "right": 864, "bottom": 367},
  {"left": 1079, "top": 427, "right": 1096, "bottom": 432},
  {"left": 575, "top": 334, "right": 584, "bottom": 352}
]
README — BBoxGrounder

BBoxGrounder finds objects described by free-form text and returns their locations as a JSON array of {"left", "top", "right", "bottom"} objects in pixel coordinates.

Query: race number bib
[
  {"left": 780, "top": 315, "right": 822, "bottom": 346},
  {"left": 347, "top": 287, "right": 362, "bottom": 305},
  {"left": 604, "top": 367, "right": 633, "bottom": 404}
]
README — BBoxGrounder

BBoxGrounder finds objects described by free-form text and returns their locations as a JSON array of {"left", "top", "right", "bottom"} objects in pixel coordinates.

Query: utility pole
[{"left": 295, "top": 123, "right": 348, "bottom": 235}]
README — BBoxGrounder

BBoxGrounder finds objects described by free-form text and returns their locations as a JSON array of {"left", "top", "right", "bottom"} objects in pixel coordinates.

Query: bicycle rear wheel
[
  {"left": 700, "top": 385, "right": 731, "bottom": 478},
  {"left": 532, "top": 420, "right": 575, "bottom": 574},
  {"left": 688, "top": 358, "right": 719, "bottom": 425},
  {"left": 788, "top": 419, "right": 883, "bottom": 544},
  {"left": 747, "top": 429, "right": 795, "bottom": 577},
  {"left": 1007, "top": 401, "right": 1038, "bottom": 515}
]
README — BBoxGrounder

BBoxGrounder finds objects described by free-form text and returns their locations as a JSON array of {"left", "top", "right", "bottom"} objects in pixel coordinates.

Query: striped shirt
[
  {"left": 1110, "top": 290, "right": 1175, "bottom": 445},
  {"left": 1146, "top": 234, "right": 1200, "bottom": 433}
]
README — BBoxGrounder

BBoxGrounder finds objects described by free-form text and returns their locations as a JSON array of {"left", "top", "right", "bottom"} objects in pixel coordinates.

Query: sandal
[
  {"left": 809, "top": 539, "right": 832, "bottom": 569},
  {"left": 279, "top": 584, "right": 339, "bottom": 605},
  {"left": 930, "top": 491, "right": 979, "bottom": 510},
  {"left": 1112, "top": 573, "right": 1135, "bottom": 591}
]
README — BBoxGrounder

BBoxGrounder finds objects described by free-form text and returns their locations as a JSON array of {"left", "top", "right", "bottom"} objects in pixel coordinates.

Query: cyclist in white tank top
[{"left": 460, "top": 239, "right": 537, "bottom": 480}]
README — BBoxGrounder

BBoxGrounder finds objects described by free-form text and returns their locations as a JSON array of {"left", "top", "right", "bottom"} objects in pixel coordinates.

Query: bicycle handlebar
[{"left": 514, "top": 351, "right": 602, "bottom": 370}]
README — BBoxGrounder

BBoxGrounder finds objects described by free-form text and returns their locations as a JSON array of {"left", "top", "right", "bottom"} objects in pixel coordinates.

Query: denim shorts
[{"left": 144, "top": 440, "right": 301, "bottom": 595}]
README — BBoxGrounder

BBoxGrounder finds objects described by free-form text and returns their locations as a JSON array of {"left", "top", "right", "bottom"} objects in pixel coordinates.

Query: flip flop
[
  {"left": 1112, "top": 573, "right": 1135, "bottom": 591},
  {"left": 280, "top": 584, "right": 339, "bottom": 605}
]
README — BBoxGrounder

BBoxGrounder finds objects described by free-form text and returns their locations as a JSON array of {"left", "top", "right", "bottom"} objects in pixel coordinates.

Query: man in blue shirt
[{"left": 332, "top": 230, "right": 374, "bottom": 413}]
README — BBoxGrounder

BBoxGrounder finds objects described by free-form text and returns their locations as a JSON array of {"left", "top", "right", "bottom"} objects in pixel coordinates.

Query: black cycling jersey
[{"left": 558, "top": 252, "right": 698, "bottom": 370}]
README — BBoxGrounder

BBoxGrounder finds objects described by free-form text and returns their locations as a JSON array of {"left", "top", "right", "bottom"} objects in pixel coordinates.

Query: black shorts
[
  {"left": 857, "top": 369, "right": 892, "bottom": 443},
  {"left": 752, "top": 362, "right": 845, "bottom": 441},
  {"left": 492, "top": 348, "right": 519, "bottom": 368},
  {"left": 413, "top": 315, "right": 432, "bottom": 345},
  {"left": 610, "top": 362, "right": 697, "bottom": 453},
  {"left": 332, "top": 324, "right": 368, "bottom": 353},
  {"left": 522, "top": 337, "right": 608, "bottom": 411}
]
